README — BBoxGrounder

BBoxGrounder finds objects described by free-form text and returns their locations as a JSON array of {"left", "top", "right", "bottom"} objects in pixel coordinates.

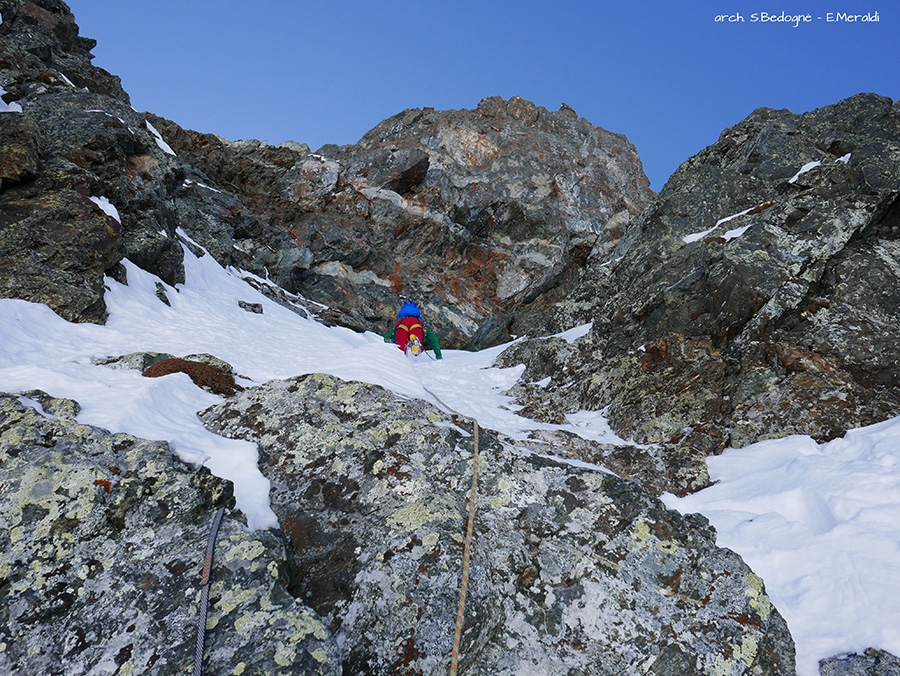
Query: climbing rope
[
  {"left": 418, "top": 381, "right": 484, "bottom": 672},
  {"left": 411, "top": 380, "right": 485, "bottom": 673},
  {"left": 193, "top": 505, "right": 225, "bottom": 676},
  {"left": 449, "top": 419, "right": 480, "bottom": 676}
]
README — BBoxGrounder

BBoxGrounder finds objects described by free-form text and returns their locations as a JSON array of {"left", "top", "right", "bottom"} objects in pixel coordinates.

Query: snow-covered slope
[
  {"left": 0, "top": 240, "right": 623, "bottom": 529},
  {"left": 2, "top": 244, "right": 898, "bottom": 675}
]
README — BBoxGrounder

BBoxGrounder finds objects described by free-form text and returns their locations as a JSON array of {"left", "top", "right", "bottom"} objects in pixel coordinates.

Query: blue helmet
[{"left": 397, "top": 301, "right": 421, "bottom": 319}]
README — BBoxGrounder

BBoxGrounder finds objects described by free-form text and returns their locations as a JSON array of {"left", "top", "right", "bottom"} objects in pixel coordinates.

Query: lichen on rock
[
  {"left": 0, "top": 392, "right": 339, "bottom": 675},
  {"left": 199, "top": 372, "right": 796, "bottom": 675}
]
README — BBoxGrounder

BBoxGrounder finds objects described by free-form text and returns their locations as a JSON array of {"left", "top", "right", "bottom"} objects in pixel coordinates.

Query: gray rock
[
  {"left": 820, "top": 650, "right": 900, "bottom": 676},
  {"left": 14, "top": 388, "right": 80, "bottom": 418},
  {"left": 499, "top": 93, "right": 900, "bottom": 496},
  {"left": 182, "top": 352, "right": 236, "bottom": 374},
  {"left": 199, "top": 373, "right": 796, "bottom": 675},
  {"left": 0, "top": 392, "right": 340, "bottom": 675},
  {"left": 0, "top": 112, "right": 40, "bottom": 187},
  {"left": 93, "top": 351, "right": 176, "bottom": 371}
]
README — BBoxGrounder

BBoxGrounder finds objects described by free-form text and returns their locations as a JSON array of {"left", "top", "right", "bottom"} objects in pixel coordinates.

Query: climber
[{"left": 384, "top": 300, "right": 443, "bottom": 359}]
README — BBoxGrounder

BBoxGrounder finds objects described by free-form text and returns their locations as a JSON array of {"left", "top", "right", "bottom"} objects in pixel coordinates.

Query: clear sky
[{"left": 69, "top": 1, "right": 897, "bottom": 190}]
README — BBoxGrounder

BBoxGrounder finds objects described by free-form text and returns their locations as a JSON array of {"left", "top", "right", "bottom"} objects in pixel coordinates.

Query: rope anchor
[{"left": 193, "top": 505, "right": 225, "bottom": 676}]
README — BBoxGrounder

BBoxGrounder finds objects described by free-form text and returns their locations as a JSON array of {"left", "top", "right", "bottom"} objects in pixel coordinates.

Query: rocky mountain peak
[
  {"left": 147, "top": 93, "right": 654, "bottom": 349},
  {"left": 502, "top": 92, "right": 900, "bottom": 495},
  {"left": 331, "top": 94, "right": 651, "bottom": 231}
]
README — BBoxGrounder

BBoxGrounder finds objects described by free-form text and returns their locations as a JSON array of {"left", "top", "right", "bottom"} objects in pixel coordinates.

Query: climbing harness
[
  {"left": 403, "top": 321, "right": 423, "bottom": 333},
  {"left": 193, "top": 505, "right": 225, "bottom": 676},
  {"left": 449, "top": 419, "right": 480, "bottom": 676}
]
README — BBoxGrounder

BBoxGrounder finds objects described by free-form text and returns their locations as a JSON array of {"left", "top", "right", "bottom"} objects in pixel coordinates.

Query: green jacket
[{"left": 384, "top": 325, "right": 443, "bottom": 359}]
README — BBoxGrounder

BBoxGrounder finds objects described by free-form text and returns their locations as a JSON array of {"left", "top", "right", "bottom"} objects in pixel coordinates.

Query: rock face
[
  {"left": 499, "top": 93, "right": 900, "bottom": 496},
  {"left": 820, "top": 650, "right": 900, "bottom": 676},
  {"left": 0, "top": 0, "right": 329, "bottom": 327},
  {"left": 0, "top": 392, "right": 340, "bottom": 675},
  {"left": 0, "top": 22, "right": 132, "bottom": 323},
  {"left": 0, "top": 0, "right": 127, "bottom": 103},
  {"left": 199, "top": 373, "right": 796, "bottom": 675},
  {"left": 1, "top": 1, "right": 653, "bottom": 349},
  {"left": 0, "top": 0, "right": 196, "bottom": 320},
  {"left": 150, "top": 95, "right": 653, "bottom": 348}
]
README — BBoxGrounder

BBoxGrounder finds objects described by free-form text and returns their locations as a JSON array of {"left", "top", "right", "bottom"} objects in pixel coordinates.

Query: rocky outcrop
[
  {"left": 0, "top": 0, "right": 180, "bottom": 318},
  {"left": 0, "top": 0, "right": 127, "bottom": 103},
  {"left": 0, "top": 392, "right": 339, "bottom": 675},
  {"left": 150, "top": 95, "right": 653, "bottom": 348},
  {"left": 0, "top": 1, "right": 128, "bottom": 321},
  {"left": 498, "top": 93, "right": 900, "bottom": 496},
  {"left": 2, "top": 0, "right": 653, "bottom": 348},
  {"left": 198, "top": 372, "right": 796, "bottom": 675},
  {"left": 0, "top": 0, "right": 335, "bottom": 325},
  {"left": 820, "top": 650, "right": 900, "bottom": 676}
]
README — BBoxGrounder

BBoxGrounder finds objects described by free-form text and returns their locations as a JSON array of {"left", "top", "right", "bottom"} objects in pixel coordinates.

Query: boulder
[
  {"left": 0, "top": 392, "right": 340, "bottom": 675},
  {"left": 199, "top": 372, "right": 796, "bottom": 675}
]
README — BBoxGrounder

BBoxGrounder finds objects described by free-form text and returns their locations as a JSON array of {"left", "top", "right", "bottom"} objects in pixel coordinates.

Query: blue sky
[{"left": 70, "top": 1, "right": 897, "bottom": 190}]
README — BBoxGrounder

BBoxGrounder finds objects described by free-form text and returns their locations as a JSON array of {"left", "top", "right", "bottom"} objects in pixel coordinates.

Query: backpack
[{"left": 397, "top": 301, "right": 421, "bottom": 319}]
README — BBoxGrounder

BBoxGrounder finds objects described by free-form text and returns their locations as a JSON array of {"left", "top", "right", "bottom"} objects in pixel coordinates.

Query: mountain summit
[{"left": 150, "top": 94, "right": 653, "bottom": 348}]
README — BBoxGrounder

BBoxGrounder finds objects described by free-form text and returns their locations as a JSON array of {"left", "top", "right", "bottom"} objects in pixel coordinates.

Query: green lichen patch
[
  {"left": 0, "top": 393, "right": 338, "bottom": 675},
  {"left": 197, "top": 373, "right": 795, "bottom": 675}
]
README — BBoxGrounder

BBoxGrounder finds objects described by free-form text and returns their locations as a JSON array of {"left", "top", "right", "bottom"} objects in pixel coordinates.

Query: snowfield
[{"left": 2, "top": 242, "right": 898, "bottom": 675}]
